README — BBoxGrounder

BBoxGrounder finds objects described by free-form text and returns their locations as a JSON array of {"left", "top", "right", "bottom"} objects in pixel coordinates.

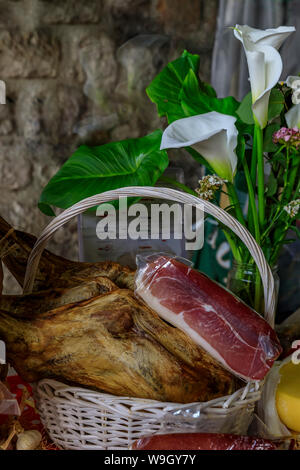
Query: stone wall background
[{"left": 0, "top": 0, "right": 219, "bottom": 293}]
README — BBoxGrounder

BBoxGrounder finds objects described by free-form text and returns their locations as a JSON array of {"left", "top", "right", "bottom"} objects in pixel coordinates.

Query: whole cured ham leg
[
  {"left": 0, "top": 289, "right": 236, "bottom": 403},
  {"left": 0, "top": 277, "right": 117, "bottom": 316},
  {"left": 135, "top": 255, "right": 282, "bottom": 381}
]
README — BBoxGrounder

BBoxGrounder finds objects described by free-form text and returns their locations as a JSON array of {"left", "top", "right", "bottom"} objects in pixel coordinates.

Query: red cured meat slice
[
  {"left": 132, "top": 433, "right": 278, "bottom": 450},
  {"left": 135, "top": 255, "right": 282, "bottom": 381}
]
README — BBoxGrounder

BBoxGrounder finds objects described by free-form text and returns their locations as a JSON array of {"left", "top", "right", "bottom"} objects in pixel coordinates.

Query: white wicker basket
[
  {"left": 34, "top": 380, "right": 260, "bottom": 450},
  {"left": 22, "top": 187, "right": 276, "bottom": 450}
]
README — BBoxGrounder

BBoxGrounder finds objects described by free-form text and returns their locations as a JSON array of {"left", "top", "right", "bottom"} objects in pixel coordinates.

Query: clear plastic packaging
[
  {"left": 276, "top": 308, "right": 300, "bottom": 355},
  {"left": 131, "top": 432, "right": 294, "bottom": 450},
  {"left": 257, "top": 353, "right": 300, "bottom": 440},
  {"left": 0, "top": 380, "right": 20, "bottom": 416},
  {"left": 135, "top": 252, "right": 282, "bottom": 382}
]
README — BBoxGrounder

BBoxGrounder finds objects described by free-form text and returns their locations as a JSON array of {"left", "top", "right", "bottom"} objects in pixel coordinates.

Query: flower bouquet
[
  {"left": 150, "top": 24, "right": 300, "bottom": 314},
  {"left": 39, "top": 25, "right": 300, "bottom": 316}
]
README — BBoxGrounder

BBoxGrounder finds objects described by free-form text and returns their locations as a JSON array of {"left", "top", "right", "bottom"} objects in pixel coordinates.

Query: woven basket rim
[{"left": 35, "top": 378, "right": 261, "bottom": 410}]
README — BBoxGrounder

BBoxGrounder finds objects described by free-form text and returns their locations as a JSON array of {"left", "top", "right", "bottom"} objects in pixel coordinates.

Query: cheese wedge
[{"left": 276, "top": 362, "right": 300, "bottom": 433}]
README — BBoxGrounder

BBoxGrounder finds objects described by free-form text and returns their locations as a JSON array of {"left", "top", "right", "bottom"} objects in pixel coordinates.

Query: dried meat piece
[
  {"left": 0, "top": 289, "right": 236, "bottom": 403},
  {"left": 135, "top": 254, "right": 282, "bottom": 381},
  {"left": 0, "top": 216, "right": 135, "bottom": 292}
]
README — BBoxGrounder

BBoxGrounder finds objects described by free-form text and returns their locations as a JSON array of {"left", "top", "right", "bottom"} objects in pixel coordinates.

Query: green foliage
[
  {"left": 268, "top": 88, "right": 285, "bottom": 121},
  {"left": 180, "top": 69, "right": 240, "bottom": 118},
  {"left": 266, "top": 170, "right": 278, "bottom": 197},
  {"left": 263, "top": 123, "right": 280, "bottom": 152},
  {"left": 146, "top": 50, "right": 239, "bottom": 124},
  {"left": 146, "top": 50, "right": 200, "bottom": 123},
  {"left": 236, "top": 88, "right": 285, "bottom": 126},
  {"left": 39, "top": 130, "right": 168, "bottom": 215},
  {"left": 38, "top": 47, "right": 300, "bottom": 269},
  {"left": 236, "top": 92, "right": 254, "bottom": 125},
  {"left": 146, "top": 50, "right": 242, "bottom": 171}
]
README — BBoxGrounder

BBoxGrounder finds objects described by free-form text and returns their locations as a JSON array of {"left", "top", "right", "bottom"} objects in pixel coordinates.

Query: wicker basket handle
[{"left": 23, "top": 186, "right": 276, "bottom": 326}]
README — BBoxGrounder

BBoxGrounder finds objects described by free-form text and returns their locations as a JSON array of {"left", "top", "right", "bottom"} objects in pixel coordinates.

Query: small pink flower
[{"left": 273, "top": 126, "right": 300, "bottom": 150}]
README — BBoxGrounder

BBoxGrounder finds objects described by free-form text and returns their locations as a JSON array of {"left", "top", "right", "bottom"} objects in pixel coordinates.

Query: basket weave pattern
[
  {"left": 35, "top": 380, "right": 260, "bottom": 450},
  {"left": 24, "top": 187, "right": 275, "bottom": 450}
]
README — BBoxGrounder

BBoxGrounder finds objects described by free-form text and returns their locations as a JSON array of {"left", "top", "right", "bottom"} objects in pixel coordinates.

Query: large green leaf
[
  {"left": 236, "top": 92, "right": 254, "bottom": 125},
  {"left": 146, "top": 50, "right": 200, "bottom": 123},
  {"left": 146, "top": 51, "right": 241, "bottom": 172},
  {"left": 263, "top": 123, "right": 280, "bottom": 152},
  {"left": 39, "top": 130, "right": 169, "bottom": 214},
  {"left": 237, "top": 89, "right": 285, "bottom": 126},
  {"left": 147, "top": 50, "right": 239, "bottom": 124},
  {"left": 268, "top": 88, "right": 285, "bottom": 121},
  {"left": 266, "top": 170, "right": 278, "bottom": 197},
  {"left": 180, "top": 69, "right": 240, "bottom": 118}
]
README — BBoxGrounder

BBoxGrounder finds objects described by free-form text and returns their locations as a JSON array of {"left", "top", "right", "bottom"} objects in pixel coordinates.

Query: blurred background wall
[
  {"left": 0, "top": 0, "right": 219, "bottom": 292},
  {"left": 212, "top": 0, "right": 300, "bottom": 99}
]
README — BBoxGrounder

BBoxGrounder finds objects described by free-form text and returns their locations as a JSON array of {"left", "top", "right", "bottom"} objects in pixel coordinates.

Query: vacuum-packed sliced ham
[
  {"left": 135, "top": 254, "right": 282, "bottom": 381},
  {"left": 132, "top": 433, "right": 279, "bottom": 450}
]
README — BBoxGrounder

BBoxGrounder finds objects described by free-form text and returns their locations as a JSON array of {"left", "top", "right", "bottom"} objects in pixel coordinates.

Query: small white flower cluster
[
  {"left": 284, "top": 199, "right": 300, "bottom": 218},
  {"left": 195, "top": 175, "right": 226, "bottom": 201},
  {"left": 286, "top": 76, "right": 300, "bottom": 105}
]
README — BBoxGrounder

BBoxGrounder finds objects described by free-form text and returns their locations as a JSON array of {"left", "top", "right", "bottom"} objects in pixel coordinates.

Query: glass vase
[{"left": 227, "top": 261, "right": 280, "bottom": 317}]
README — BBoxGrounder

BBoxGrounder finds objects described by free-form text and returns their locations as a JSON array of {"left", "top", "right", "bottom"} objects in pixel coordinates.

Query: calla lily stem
[
  {"left": 247, "top": 130, "right": 257, "bottom": 236},
  {"left": 222, "top": 229, "right": 242, "bottom": 262},
  {"left": 253, "top": 123, "right": 265, "bottom": 312},
  {"left": 242, "top": 154, "right": 260, "bottom": 244},
  {"left": 283, "top": 149, "right": 299, "bottom": 203},
  {"left": 161, "top": 175, "right": 243, "bottom": 262},
  {"left": 255, "top": 124, "right": 265, "bottom": 229},
  {"left": 227, "top": 182, "right": 246, "bottom": 227},
  {"left": 242, "top": 145, "right": 262, "bottom": 312},
  {"left": 250, "top": 129, "right": 257, "bottom": 187}
]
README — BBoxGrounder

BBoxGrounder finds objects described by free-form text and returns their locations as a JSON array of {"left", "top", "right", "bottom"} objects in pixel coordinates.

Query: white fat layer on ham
[
  {"left": 136, "top": 279, "right": 264, "bottom": 381},
  {"left": 149, "top": 275, "right": 259, "bottom": 354},
  {"left": 136, "top": 284, "right": 254, "bottom": 381},
  {"left": 136, "top": 260, "right": 275, "bottom": 381}
]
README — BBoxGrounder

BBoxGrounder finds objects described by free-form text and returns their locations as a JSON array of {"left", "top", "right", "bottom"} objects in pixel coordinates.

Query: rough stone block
[
  {"left": 38, "top": 0, "right": 103, "bottom": 24},
  {"left": 79, "top": 34, "right": 117, "bottom": 102},
  {"left": 14, "top": 81, "right": 85, "bottom": 142},
  {"left": 0, "top": 30, "right": 60, "bottom": 78},
  {"left": 153, "top": 0, "right": 202, "bottom": 34},
  {"left": 0, "top": 137, "right": 32, "bottom": 190},
  {"left": 153, "top": 0, "right": 218, "bottom": 40},
  {"left": 0, "top": 119, "right": 13, "bottom": 135},
  {"left": 0, "top": 1, "right": 20, "bottom": 27},
  {"left": 42, "top": 84, "right": 86, "bottom": 140}
]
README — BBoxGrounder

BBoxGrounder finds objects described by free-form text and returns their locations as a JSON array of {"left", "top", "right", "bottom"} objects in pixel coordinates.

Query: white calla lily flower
[
  {"left": 234, "top": 25, "right": 295, "bottom": 128},
  {"left": 160, "top": 111, "right": 238, "bottom": 182},
  {"left": 285, "top": 104, "right": 300, "bottom": 129}
]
